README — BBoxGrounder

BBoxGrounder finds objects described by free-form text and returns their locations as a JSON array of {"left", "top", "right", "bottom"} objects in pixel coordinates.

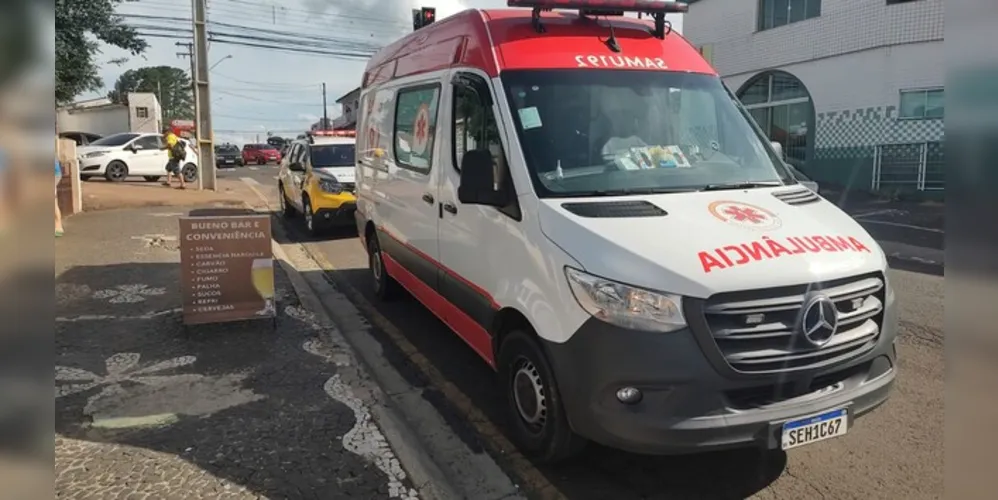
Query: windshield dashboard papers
[{"left": 619, "top": 146, "right": 691, "bottom": 169}]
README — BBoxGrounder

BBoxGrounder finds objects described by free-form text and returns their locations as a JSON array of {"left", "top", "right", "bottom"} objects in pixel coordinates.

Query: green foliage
[
  {"left": 108, "top": 66, "right": 194, "bottom": 122},
  {"left": 55, "top": 0, "right": 147, "bottom": 106}
]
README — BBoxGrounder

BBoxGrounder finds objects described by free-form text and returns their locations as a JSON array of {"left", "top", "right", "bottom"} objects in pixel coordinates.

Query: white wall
[
  {"left": 57, "top": 106, "right": 130, "bottom": 136},
  {"left": 686, "top": 0, "right": 944, "bottom": 79},
  {"left": 127, "top": 93, "right": 162, "bottom": 133},
  {"left": 723, "top": 40, "right": 943, "bottom": 115}
]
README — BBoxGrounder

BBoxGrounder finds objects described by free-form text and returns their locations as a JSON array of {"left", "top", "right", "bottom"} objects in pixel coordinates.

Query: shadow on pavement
[
  {"left": 55, "top": 261, "right": 404, "bottom": 498},
  {"left": 320, "top": 265, "right": 787, "bottom": 499},
  {"left": 268, "top": 211, "right": 359, "bottom": 243}
]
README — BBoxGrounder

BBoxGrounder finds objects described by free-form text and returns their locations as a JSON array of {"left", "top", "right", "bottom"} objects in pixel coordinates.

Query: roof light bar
[
  {"left": 507, "top": 0, "right": 687, "bottom": 39},
  {"left": 310, "top": 130, "right": 356, "bottom": 137},
  {"left": 507, "top": 0, "right": 689, "bottom": 14}
]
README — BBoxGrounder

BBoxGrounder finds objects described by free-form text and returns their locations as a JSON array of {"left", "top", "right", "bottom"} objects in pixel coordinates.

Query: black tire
[
  {"left": 104, "top": 161, "right": 128, "bottom": 182},
  {"left": 181, "top": 163, "right": 198, "bottom": 183},
  {"left": 498, "top": 330, "right": 586, "bottom": 463},
  {"left": 143, "top": 176, "right": 160, "bottom": 182},
  {"left": 302, "top": 196, "right": 322, "bottom": 237},
  {"left": 80, "top": 175, "right": 92, "bottom": 182},
  {"left": 279, "top": 184, "right": 295, "bottom": 218},
  {"left": 367, "top": 232, "right": 400, "bottom": 300}
]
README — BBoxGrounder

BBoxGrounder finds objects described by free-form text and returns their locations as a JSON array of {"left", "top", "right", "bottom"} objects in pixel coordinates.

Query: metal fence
[{"left": 872, "top": 141, "right": 944, "bottom": 192}]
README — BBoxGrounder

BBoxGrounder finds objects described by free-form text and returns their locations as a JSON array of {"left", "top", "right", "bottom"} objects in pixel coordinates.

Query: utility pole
[
  {"left": 176, "top": 41, "right": 197, "bottom": 146},
  {"left": 322, "top": 83, "right": 329, "bottom": 130},
  {"left": 192, "top": 0, "right": 216, "bottom": 191}
]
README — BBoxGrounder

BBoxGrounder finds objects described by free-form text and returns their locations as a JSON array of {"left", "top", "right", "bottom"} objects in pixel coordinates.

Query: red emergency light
[{"left": 507, "top": 0, "right": 688, "bottom": 14}]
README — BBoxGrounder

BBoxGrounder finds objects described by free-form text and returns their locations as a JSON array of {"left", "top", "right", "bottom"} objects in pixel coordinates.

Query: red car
[{"left": 241, "top": 143, "right": 282, "bottom": 165}]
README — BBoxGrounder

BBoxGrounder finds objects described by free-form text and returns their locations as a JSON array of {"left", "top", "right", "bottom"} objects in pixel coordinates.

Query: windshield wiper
[{"left": 699, "top": 181, "right": 784, "bottom": 191}]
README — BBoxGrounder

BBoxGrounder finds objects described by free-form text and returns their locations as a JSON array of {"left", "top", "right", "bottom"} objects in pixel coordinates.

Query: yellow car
[{"left": 277, "top": 131, "right": 357, "bottom": 236}]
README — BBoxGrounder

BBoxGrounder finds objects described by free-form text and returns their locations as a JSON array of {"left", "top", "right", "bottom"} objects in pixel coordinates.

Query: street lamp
[{"left": 209, "top": 55, "right": 233, "bottom": 71}]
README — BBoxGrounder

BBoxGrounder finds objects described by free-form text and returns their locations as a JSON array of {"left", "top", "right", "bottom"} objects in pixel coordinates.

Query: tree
[
  {"left": 55, "top": 0, "right": 147, "bottom": 106},
  {"left": 108, "top": 66, "right": 195, "bottom": 123}
]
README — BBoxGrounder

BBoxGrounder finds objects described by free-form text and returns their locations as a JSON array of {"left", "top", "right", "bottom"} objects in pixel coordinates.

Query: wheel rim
[
  {"left": 512, "top": 358, "right": 547, "bottom": 433},
  {"left": 371, "top": 246, "right": 383, "bottom": 284},
  {"left": 304, "top": 201, "right": 312, "bottom": 230},
  {"left": 183, "top": 165, "right": 196, "bottom": 182},
  {"left": 279, "top": 192, "right": 285, "bottom": 210},
  {"left": 109, "top": 164, "right": 125, "bottom": 179}
]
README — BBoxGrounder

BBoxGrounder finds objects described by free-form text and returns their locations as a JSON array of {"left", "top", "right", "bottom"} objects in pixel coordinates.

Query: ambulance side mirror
[
  {"left": 770, "top": 141, "right": 784, "bottom": 159},
  {"left": 458, "top": 150, "right": 509, "bottom": 207},
  {"left": 452, "top": 73, "right": 493, "bottom": 106}
]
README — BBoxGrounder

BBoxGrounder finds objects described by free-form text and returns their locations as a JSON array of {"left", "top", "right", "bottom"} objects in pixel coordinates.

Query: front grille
[
  {"left": 703, "top": 273, "right": 885, "bottom": 374},
  {"left": 340, "top": 182, "right": 356, "bottom": 192}
]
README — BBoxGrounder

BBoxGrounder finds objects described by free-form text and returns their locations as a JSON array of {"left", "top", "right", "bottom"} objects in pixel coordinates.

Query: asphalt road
[{"left": 237, "top": 168, "right": 944, "bottom": 500}]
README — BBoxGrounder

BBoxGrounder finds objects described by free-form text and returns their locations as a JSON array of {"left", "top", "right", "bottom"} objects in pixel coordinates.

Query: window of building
[
  {"left": 899, "top": 88, "right": 944, "bottom": 119},
  {"left": 135, "top": 107, "right": 150, "bottom": 118},
  {"left": 394, "top": 85, "right": 440, "bottom": 172},
  {"left": 737, "top": 72, "right": 814, "bottom": 174},
  {"left": 758, "top": 0, "right": 821, "bottom": 31}
]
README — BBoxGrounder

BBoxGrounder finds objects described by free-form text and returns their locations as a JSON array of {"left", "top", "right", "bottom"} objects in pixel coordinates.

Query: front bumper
[
  {"left": 313, "top": 202, "right": 357, "bottom": 227},
  {"left": 544, "top": 303, "right": 898, "bottom": 455},
  {"left": 79, "top": 158, "right": 107, "bottom": 174}
]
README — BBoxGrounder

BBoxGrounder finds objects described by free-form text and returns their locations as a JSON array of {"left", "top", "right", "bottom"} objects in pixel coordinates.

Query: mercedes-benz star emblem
[{"left": 801, "top": 295, "right": 839, "bottom": 347}]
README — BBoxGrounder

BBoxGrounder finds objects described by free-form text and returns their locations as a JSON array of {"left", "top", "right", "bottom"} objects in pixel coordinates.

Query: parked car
[
  {"left": 241, "top": 143, "right": 282, "bottom": 165},
  {"left": 77, "top": 132, "right": 199, "bottom": 183},
  {"left": 277, "top": 130, "right": 357, "bottom": 236},
  {"left": 215, "top": 144, "right": 243, "bottom": 167},
  {"left": 59, "top": 131, "right": 103, "bottom": 146}
]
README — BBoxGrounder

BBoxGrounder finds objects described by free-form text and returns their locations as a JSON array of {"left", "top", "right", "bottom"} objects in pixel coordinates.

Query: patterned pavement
[{"left": 55, "top": 206, "right": 418, "bottom": 499}]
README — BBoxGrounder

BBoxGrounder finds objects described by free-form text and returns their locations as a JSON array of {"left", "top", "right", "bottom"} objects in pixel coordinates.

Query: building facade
[
  {"left": 57, "top": 93, "right": 163, "bottom": 136},
  {"left": 685, "top": 0, "right": 944, "bottom": 195},
  {"left": 332, "top": 87, "right": 361, "bottom": 131}
]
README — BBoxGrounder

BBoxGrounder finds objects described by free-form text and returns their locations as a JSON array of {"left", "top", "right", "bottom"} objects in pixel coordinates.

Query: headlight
[
  {"left": 83, "top": 151, "right": 107, "bottom": 159},
  {"left": 565, "top": 267, "right": 686, "bottom": 332},
  {"left": 318, "top": 178, "right": 342, "bottom": 194}
]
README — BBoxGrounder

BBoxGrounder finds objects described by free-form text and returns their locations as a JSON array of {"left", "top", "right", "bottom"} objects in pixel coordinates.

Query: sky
[{"left": 89, "top": 0, "right": 682, "bottom": 146}]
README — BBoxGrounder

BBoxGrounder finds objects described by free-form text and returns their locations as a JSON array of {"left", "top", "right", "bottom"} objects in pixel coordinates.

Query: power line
[{"left": 214, "top": 88, "right": 320, "bottom": 106}]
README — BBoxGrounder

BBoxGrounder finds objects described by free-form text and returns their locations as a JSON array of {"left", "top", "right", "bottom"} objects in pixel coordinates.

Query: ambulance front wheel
[{"left": 499, "top": 329, "right": 586, "bottom": 463}]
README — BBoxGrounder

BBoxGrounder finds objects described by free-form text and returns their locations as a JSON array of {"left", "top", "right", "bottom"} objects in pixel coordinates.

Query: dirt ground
[{"left": 80, "top": 178, "right": 256, "bottom": 211}]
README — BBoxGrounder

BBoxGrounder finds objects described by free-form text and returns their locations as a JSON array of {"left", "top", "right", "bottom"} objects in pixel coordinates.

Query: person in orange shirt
[{"left": 161, "top": 127, "right": 187, "bottom": 189}]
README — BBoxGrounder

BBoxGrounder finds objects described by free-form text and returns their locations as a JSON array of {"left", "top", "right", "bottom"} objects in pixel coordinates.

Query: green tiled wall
[{"left": 810, "top": 105, "right": 944, "bottom": 189}]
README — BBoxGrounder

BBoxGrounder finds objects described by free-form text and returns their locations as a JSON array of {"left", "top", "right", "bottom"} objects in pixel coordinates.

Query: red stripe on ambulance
[{"left": 698, "top": 235, "right": 872, "bottom": 273}]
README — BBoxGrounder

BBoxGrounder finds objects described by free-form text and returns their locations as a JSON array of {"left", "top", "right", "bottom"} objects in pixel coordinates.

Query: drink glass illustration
[{"left": 251, "top": 258, "right": 275, "bottom": 315}]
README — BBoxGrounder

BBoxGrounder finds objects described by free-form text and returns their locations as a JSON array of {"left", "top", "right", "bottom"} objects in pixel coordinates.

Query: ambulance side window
[
  {"left": 393, "top": 84, "right": 441, "bottom": 173},
  {"left": 452, "top": 85, "right": 506, "bottom": 176}
]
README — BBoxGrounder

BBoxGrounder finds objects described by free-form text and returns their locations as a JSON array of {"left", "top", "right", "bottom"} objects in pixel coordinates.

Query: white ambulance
[{"left": 354, "top": 0, "right": 896, "bottom": 463}]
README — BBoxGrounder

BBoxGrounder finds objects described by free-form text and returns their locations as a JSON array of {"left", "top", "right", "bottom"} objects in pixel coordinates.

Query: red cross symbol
[
  {"left": 723, "top": 205, "right": 768, "bottom": 224},
  {"left": 415, "top": 113, "right": 428, "bottom": 141}
]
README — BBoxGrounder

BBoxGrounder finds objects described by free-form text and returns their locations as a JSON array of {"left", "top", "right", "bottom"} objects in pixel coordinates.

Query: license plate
[
  {"left": 781, "top": 408, "right": 847, "bottom": 450},
  {"left": 224, "top": 159, "right": 233, "bottom": 163}
]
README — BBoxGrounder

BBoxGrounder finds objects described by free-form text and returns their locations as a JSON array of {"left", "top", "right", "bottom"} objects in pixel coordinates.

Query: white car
[{"left": 77, "top": 132, "right": 199, "bottom": 182}]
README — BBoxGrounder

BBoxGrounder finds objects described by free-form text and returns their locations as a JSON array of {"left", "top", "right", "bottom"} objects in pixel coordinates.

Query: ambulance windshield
[{"left": 502, "top": 70, "right": 795, "bottom": 197}]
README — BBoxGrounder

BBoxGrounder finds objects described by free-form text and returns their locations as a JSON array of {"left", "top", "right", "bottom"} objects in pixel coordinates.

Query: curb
[{"left": 272, "top": 240, "right": 463, "bottom": 500}]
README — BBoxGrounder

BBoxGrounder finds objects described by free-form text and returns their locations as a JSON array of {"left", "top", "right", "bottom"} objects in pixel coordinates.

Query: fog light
[{"left": 616, "top": 387, "right": 642, "bottom": 405}]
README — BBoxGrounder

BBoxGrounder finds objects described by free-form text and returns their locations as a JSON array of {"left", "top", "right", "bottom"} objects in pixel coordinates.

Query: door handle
[
  {"left": 421, "top": 193, "right": 435, "bottom": 204},
  {"left": 442, "top": 202, "right": 458, "bottom": 215}
]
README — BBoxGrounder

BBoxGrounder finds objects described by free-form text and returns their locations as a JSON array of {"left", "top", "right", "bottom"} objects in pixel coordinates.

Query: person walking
[
  {"left": 55, "top": 158, "right": 65, "bottom": 237},
  {"left": 161, "top": 127, "right": 187, "bottom": 189}
]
